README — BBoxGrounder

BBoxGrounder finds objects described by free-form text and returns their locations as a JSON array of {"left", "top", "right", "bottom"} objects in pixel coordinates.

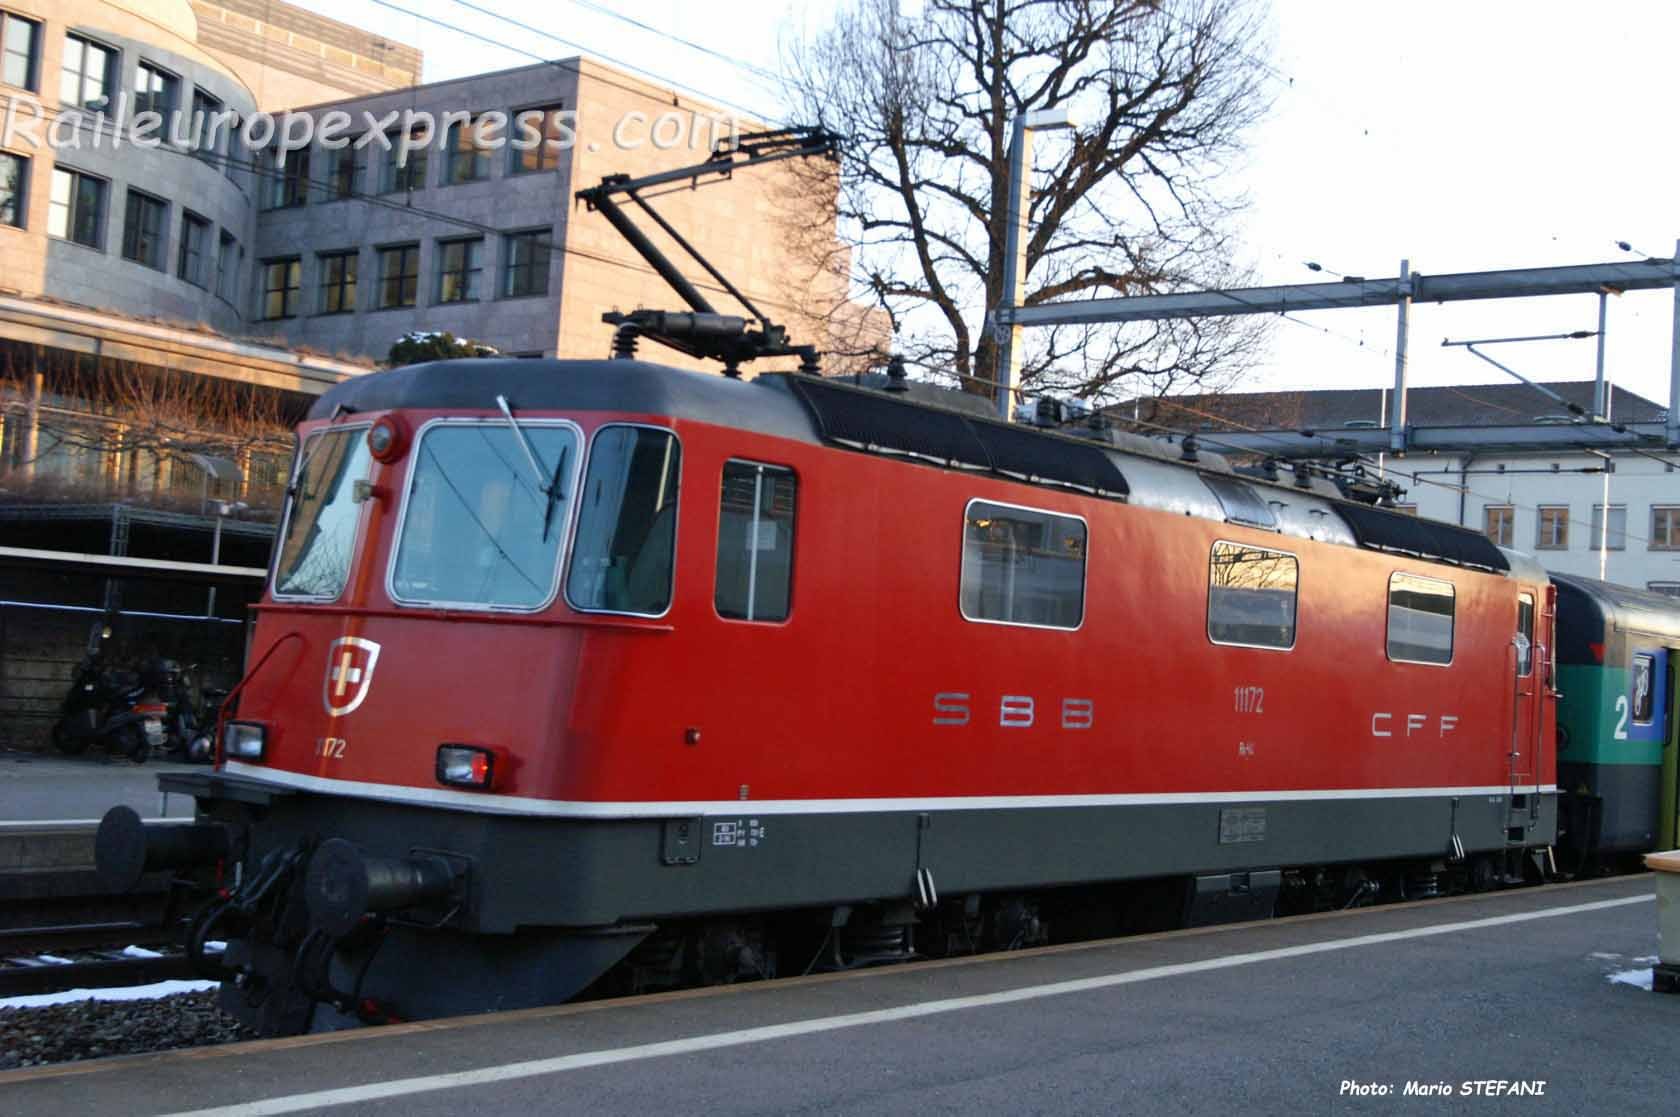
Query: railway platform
[
  {"left": 0, "top": 873, "right": 1666, "bottom": 1117},
  {"left": 1, "top": 752, "right": 198, "bottom": 825}
]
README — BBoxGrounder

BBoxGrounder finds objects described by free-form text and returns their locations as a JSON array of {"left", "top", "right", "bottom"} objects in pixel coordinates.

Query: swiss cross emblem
[{"left": 323, "top": 637, "right": 381, "bottom": 717}]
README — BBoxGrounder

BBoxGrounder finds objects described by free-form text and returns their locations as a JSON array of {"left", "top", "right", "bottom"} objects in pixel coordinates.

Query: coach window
[
  {"left": 390, "top": 420, "right": 580, "bottom": 610},
  {"left": 1387, "top": 572, "right": 1455, "bottom": 665},
  {"left": 1207, "top": 541, "right": 1298, "bottom": 649},
  {"left": 567, "top": 425, "right": 681, "bottom": 616},
  {"left": 715, "top": 461, "right": 795, "bottom": 622},
  {"left": 960, "top": 500, "right": 1085, "bottom": 629}
]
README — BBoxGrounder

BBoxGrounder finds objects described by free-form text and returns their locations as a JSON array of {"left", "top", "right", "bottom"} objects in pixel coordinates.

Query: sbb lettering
[{"left": 932, "top": 692, "right": 1095, "bottom": 731}]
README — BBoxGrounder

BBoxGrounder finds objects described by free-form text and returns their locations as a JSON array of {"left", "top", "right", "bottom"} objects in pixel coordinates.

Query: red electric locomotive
[{"left": 96, "top": 356, "right": 1559, "bottom": 1034}]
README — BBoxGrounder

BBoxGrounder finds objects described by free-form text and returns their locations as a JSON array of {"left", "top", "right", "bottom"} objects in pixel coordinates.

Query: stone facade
[
  {"left": 190, "top": 0, "right": 422, "bottom": 110},
  {"left": 250, "top": 58, "right": 878, "bottom": 374}
]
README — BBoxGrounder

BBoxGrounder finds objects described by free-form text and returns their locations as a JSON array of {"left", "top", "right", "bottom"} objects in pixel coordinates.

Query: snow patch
[
  {"left": 0, "top": 980, "right": 218, "bottom": 1011},
  {"left": 37, "top": 955, "right": 73, "bottom": 965},
  {"left": 1607, "top": 968, "right": 1654, "bottom": 991},
  {"left": 121, "top": 945, "right": 164, "bottom": 958}
]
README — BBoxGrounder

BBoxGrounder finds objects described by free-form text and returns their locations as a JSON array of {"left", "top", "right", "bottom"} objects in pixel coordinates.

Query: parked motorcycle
[{"left": 51, "top": 656, "right": 169, "bottom": 764}]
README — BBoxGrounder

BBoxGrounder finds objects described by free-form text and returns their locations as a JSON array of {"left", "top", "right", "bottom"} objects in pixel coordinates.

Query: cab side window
[
  {"left": 715, "top": 460, "right": 796, "bottom": 622},
  {"left": 1516, "top": 593, "right": 1535, "bottom": 676},
  {"left": 1388, "top": 572, "right": 1455, "bottom": 665}
]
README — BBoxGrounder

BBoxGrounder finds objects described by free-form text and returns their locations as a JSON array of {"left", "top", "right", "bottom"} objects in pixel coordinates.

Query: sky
[{"left": 292, "top": 0, "right": 1679, "bottom": 411}]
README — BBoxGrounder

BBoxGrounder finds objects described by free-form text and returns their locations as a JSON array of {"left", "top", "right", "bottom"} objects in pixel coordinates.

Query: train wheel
[{"left": 1467, "top": 855, "right": 1496, "bottom": 893}]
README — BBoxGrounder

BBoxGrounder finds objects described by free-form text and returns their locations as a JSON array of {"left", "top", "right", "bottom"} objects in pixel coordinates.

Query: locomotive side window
[
  {"left": 273, "top": 426, "right": 372, "bottom": 601},
  {"left": 1207, "top": 541, "right": 1298, "bottom": 649},
  {"left": 1387, "top": 572, "right": 1455, "bottom": 665},
  {"left": 567, "top": 425, "right": 681, "bottom": 616},
  {"left": 715, "top": 460, "right": 795, "bottom": 622},
  {"left": 1516, "top": 593, "right": 1535, "bottom": 676},
  {"left": 959, "top": 500, "right": 1086, "bottom": 629},
  {"left": 390, "top": 420, "right": 580, "bottom": 610}
]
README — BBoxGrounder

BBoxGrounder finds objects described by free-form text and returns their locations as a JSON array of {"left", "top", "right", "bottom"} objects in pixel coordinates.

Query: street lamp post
[{"left": 993, "top": 108, "right": 1074, "bottom": 420}]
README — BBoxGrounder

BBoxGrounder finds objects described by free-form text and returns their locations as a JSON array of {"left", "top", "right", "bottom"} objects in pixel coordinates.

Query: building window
[
  {"left": 48, "top": 167, "right": 105, "bottom": 247},
  {"left": 436, "top": 237, "right": 482, "bottom": 303},
  {"left": 221, "top": 112, "right": 243, "bottom": 182},
  {"left": 120, "top": 189, "right": 167, "bottom": 269},
  {"left": 502, "top": 229, "right": 550, "bottom": 297},
  {"left": 191, "top": 88, "right": 223, "bottom": 158},
  {"left": 1535, "top": 505, "right": 1569, "bottom": 550},
  {"left": 1589, "top": 504, "right": 1626, "bottom": 551},
  {"left": 380, "top": 130, "right": 427, "bottom": 193},
  {"left": 1388, "top": 571, "right": 1454, "bottom": 666},
  {"left": 60, "top": 34, "right": 115, "bottom": 110},
  {"left": 1, "top": 11, "right": 40, "bottom": 91},
  {"left": 960, "top": 500, "right": 1086, "bottom": 629},
  {"left": 1208, "top": 540, "right": 1298, "bottom": 650},
  {"left": 566, "top": 425, "right": 681, "bottom": 617},
  {"left": 716, "top": 460, "right": 796, "bottom": 622},
  {"left": 133, "top": 61, "right": 178, "bottom": 121},
  {"left": 216, "top": 229, "right": 239, "bottom": 301},
  {"left": 1483, "top": 505, "right": 1514, "bottom": 547},
  {"left": 265, "top": 147, "right": 309, "bottom": 209},
  {"left": 324, "top": 145, "right": 359, "bottom": 199},
  {"left": 261, "top": 257, "right": 301, "bottom": 319},
  {"left": 1652, "top": 506, "right": 1680, "bottom": 551},
  {"left": 318, "top": 250, "right": 357, "bottom": 314},
  {"left": 378, "top": 244, "right": 420, "bottom": 308},
  {"left": 177, "top": 210, "right": 209, "bottom": 286},
  {"left": 0, "top": 150, "right": 24, "bottom": 228},
  {"left": 444, "top": 116, "right": 496, "bottom": 184},
  {"left": 1648, "top": 581, "right": 1680, "bottom": 599},
  {"left": 511, "top": 104, "right": 568, "bottom": 174}
]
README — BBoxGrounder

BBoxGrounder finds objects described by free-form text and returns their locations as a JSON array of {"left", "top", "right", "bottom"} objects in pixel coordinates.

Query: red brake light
[{"left": 436, "top": 745, "right": 495, "bottom": 790}]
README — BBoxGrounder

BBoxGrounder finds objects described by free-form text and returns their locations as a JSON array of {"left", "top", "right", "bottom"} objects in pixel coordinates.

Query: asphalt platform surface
[
  {"left": 1, "top": 751, "right": 198, "bottom": 824},
  {"left": 0, "top": 873, "right": 1666, "bottom": 1117}
]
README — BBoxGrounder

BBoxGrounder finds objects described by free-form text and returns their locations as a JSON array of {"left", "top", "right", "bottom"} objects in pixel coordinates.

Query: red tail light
[{"left": 436, "top": 745, "right": 495, "bottom": 790}]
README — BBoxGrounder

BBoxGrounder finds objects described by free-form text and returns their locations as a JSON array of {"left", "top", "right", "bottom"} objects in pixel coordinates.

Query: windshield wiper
[
  {"left": 542, "top": 445, "right": 569, "bottom": 542},
  {"left": 494, "top": 394, "right": 569, "bottom": 540}
]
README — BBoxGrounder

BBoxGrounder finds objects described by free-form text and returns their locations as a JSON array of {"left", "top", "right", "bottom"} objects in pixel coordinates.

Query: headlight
[
  {"left": 436, "top": 745, "right": 494, "bottom": 790},
  {"left": 223, "top": 721, "right": 266, "bottom": 760}
]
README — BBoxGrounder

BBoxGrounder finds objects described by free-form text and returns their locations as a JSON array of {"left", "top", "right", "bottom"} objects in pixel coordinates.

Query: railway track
[{"left": 0, "top": 822, "right": 201, "bottom": 999}]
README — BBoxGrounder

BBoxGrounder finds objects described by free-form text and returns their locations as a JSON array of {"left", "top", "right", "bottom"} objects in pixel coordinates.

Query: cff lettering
[{"left": 1371, "top": 712, "right": 1460, "bottom": 738}]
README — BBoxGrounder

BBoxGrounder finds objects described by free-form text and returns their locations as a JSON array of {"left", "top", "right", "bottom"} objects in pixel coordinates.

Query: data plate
[{"left": 1218, "top": 807, "right": 1267, "bottom": 844}]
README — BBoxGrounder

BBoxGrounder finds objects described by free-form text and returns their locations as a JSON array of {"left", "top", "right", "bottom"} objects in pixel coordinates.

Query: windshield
[
  {"left": 391, "top": 421, "right": 579, "bottom": 609},
  {"left": 273, "top": 427, "right": 372, "bottom": 600},
  {"left": 567, "top": 425, "right": 681, "bottom": 615}
]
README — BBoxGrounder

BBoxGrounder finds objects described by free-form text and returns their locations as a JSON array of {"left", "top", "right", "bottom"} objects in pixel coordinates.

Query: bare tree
[{"left": 783, "top": 0, "right": 1273, "bottom": 405}]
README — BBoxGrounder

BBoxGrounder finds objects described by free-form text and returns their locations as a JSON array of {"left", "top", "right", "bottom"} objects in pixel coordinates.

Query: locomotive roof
[
  {"left": 316, "top": 358, "right": 1512, "bottom": 576},
  {"left": 309, "top": 358, "right": 822, "bottom": 444}
]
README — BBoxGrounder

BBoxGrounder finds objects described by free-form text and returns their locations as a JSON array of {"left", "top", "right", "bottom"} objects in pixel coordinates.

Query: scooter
[{"left": 52, "top": 659, "right": 169, "bottom": 763}]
